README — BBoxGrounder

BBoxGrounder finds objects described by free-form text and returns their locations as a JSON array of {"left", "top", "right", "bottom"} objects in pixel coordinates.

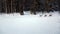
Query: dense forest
[{"left": 0, "top": 0, "right": 60, "bottom": 15}]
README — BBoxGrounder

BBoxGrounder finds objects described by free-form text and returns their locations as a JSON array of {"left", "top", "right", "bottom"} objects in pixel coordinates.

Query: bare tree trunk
[
  {"left": 19, "top": 4, "right": 24, "bottom": 15},
  {"left": 30, "top": 0, "right": 37, "bottom": 15},
  {"left": 12, "top": 0, "right": 16, "bottom": 13},
  {"left": 7, "top": 0, "right": 12, "bottom": 13},
  {"left": 4, "top": 0, "right": 7, "bottom": 13},
  {"left": 58, "top": 0, "right": 60, "bottom": 13},
  {"left": 11, "top": 0, "right": 12, "bottom": 13},
  {"left": 0, "top": 0, "right": 3, "bottom": 13},
  {"left": 19, "top": 0, "right": 24, "bottom": 15},
  {"left": 45, "top": 0, "right": 54, "bottom": 13},
  {"left": 16, "top": 0, "right": 19, "bottom": 13}
]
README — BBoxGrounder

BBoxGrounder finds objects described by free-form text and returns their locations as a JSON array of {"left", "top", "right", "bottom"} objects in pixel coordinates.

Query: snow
[{"left": 0, "top": 11, "right": 60, "bottom": 34}]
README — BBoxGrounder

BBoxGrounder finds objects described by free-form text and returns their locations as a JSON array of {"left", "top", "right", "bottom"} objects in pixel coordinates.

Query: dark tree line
[{"left": 0, "top": 0, "right": 59, "bottom": 15}]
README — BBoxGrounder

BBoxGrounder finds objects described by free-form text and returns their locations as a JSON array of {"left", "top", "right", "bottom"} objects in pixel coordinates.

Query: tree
[
  {"left": 57, "top": 0, "right": 60, "bottom": 13},
  {"left": 12, "top": 0, "right": 16, "bottom": 13},
  {"left": 45, "top": 0, "right": 55, "bottom": 13},
  {"left": 16, "top": 0, "right": 24, "bottom": 15},
  {"left": 7, "top": 0, "right": 11, "bottom": 13},
  {"left": 3, "top": 0, "right": 8, "bottom": 13},
  {"left": 30, "top": 0, "right": 38, "bottom": 15},
  {"left": 0, "top": 0, "right": 3, "bottom": 13}
]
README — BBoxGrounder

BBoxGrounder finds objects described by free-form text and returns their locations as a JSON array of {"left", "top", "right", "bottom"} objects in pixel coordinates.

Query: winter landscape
[
  {"left": 0, "top": 0, "right": 60, "bottom": 34},
  {"left": 0, "top": 11, "right": 60, "bottom": 34}
]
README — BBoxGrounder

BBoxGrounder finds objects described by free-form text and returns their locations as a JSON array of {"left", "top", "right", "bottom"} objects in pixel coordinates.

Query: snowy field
[{"left": 0, "top": 11, "right": 60, "bottom": 34}]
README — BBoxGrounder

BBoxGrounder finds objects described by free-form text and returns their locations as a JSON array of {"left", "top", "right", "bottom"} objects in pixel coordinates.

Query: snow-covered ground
[{"left": 0, "top": 11, "right": 60, "bottom": 34}]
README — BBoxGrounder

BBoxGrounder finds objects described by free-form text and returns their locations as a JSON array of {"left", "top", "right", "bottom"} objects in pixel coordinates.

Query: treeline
[{"left": 0, "top": 0, "right": 60, "bottom": 15}]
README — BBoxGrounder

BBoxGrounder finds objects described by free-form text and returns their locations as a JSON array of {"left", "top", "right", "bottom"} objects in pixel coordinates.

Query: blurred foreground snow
[{"left": 0, "top": 11, "right": 60, "bottom": 34}]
